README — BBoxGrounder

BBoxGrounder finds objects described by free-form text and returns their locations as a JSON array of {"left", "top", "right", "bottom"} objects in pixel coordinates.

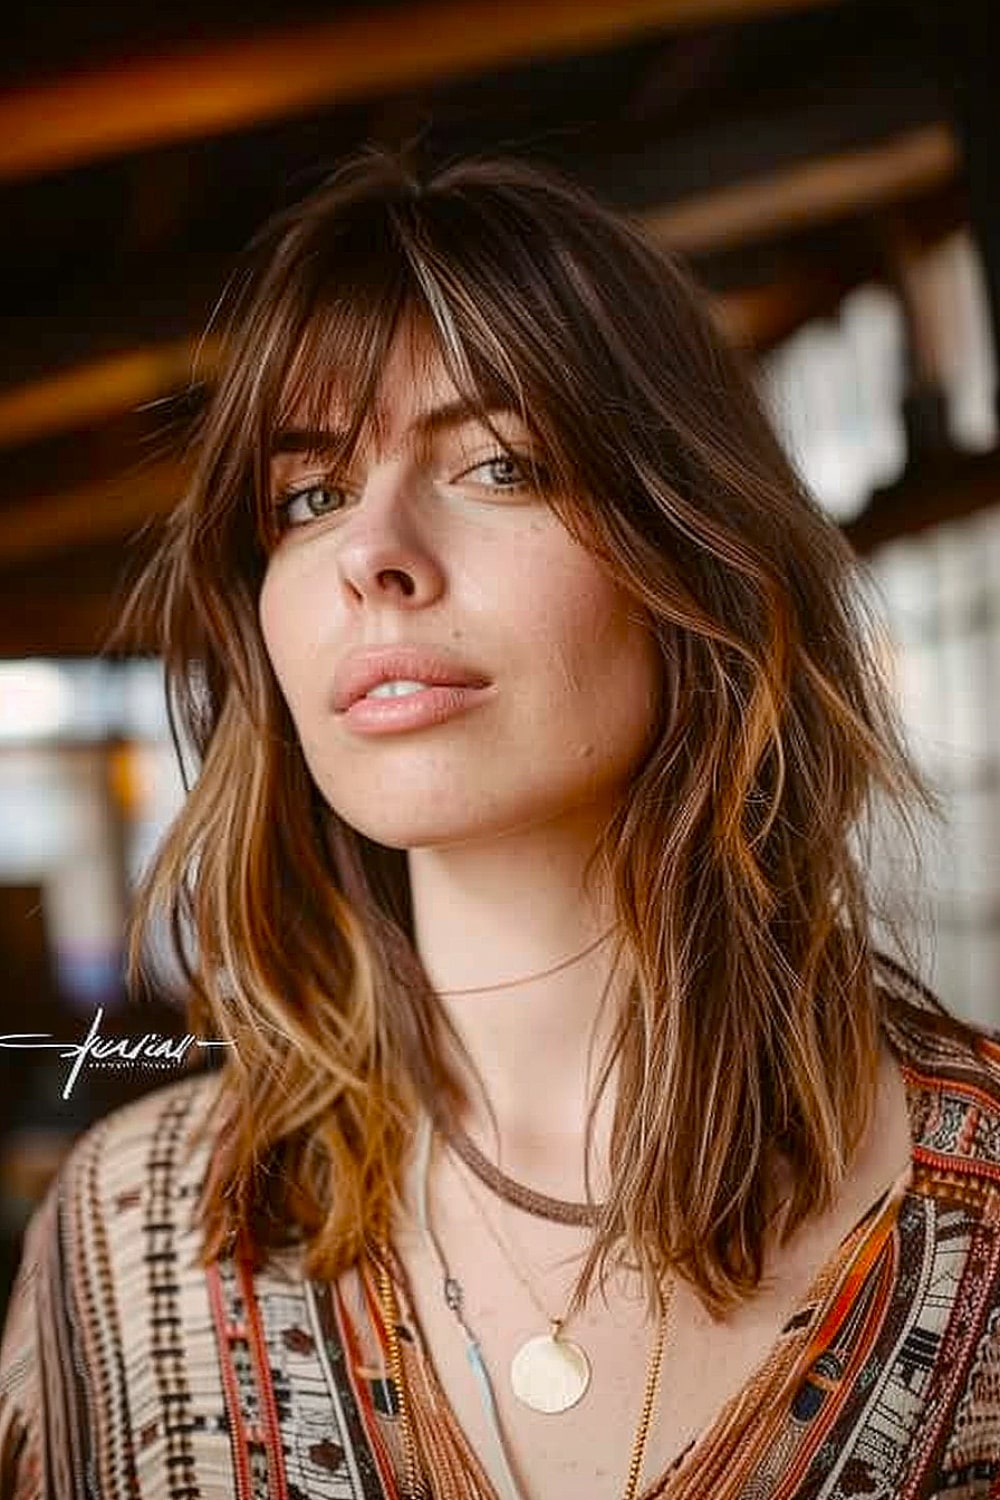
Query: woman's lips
[
  {"left": 332, "top": 644, "right": 491, "bottom": 712},
  {"left": 339, "top": 681, "right": 495, "bottom": 735}
]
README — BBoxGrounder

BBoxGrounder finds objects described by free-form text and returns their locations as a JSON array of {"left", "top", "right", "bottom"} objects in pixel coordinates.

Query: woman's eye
[
  {"left": 275, "top": 482, "right": 347, "bottom": 528},
  {"left": 460, "top": 452, "right": 535, "bottom": 490}
]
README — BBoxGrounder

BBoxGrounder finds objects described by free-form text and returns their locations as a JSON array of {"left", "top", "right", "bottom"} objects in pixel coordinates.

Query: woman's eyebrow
[
  {"left": 270, "top": 428, "right": 344, "bottom": 457},
  {"left": 270, "top": 400, "right": 519, "bottom": 457},
  {"left": 409, "top": 398, "right": 518, "bottom": 437}
]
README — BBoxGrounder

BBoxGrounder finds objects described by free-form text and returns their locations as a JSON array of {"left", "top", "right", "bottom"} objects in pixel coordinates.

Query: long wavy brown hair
[{"left": 123, "top": 149, "right": 943, "bottom": 1316}]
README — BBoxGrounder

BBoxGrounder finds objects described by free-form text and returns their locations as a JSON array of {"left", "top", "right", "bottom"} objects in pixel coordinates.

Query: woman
[{"left": 1, "top": 151, "right": 998, "bottom": 1500}]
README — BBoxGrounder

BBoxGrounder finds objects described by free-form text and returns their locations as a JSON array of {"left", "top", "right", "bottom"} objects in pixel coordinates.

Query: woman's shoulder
[
  {"left": 882, "top": 987, "right": 1000, "bottom": 1177},
  {"left": 17, "top": 1065, "right": 225, "bottom": 1299},
  {"left": 0, "top": 1068, "right": 229, "bottom": 1498},
  {"left": 54, "top": 1063, "right": 224, "bottom": 1213}
]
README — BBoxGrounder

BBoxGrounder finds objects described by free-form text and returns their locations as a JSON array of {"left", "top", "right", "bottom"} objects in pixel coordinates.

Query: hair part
[{"left": 123, "top": 148, "right": 943, "bottom": 1316}]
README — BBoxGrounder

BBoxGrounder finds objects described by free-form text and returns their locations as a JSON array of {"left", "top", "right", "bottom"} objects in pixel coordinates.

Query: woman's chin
[{"left": 327, "top": 808, "right": 491, "bottom": 851}]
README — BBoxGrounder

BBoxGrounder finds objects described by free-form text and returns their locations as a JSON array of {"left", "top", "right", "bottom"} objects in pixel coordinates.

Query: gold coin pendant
[{"left": 509, "top": 1333, "right": 591, "bottom": 1414}]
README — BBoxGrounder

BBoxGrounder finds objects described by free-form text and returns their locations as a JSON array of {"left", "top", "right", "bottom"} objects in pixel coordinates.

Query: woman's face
[{"left": 259, "top": 320, "right": 663, "bottom": 851}]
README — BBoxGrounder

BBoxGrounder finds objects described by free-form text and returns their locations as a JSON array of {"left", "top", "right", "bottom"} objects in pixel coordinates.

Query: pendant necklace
[
  {"left": 396, "top": 1112, "right": 672, "bottom": 1500},
  {"left": 445, "top": 1139, "right": 592, "bottom": 1415}
]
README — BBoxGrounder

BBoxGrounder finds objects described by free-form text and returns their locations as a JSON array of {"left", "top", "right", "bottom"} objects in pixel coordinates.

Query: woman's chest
[{"left": 390, "top": 1229, "right": 830, "bottom": 1500}]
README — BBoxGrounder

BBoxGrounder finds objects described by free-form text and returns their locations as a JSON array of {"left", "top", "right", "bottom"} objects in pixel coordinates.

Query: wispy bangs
[{"left": 245, "top": 197, "right": 589, "bottom": 555}]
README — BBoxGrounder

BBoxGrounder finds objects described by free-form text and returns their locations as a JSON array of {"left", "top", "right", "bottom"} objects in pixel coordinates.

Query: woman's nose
[{"left": 334, "top": 463, "right": 445, "bottom": 608}]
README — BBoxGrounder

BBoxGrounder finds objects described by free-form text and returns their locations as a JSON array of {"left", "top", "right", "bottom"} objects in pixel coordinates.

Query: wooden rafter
[
  {"left": 714, "top": 274, "right": 842, "bottom": 350},
  {"left": 0, "top": 0, "right": 838, "bottom": 182},
  {"left": 0, "top": 339, "right": 222, "bottom": 449},
  {"left": 644, "top": 124, "right": 959, "bottom": 252},
  {"left": 0, "top": 460, "right": 184, "bottom": 566}
]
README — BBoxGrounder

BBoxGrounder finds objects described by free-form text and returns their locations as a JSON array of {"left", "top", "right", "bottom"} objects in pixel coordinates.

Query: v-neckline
[{"left": 374, "top": 1077, "right": 918, "bottom": 1500}]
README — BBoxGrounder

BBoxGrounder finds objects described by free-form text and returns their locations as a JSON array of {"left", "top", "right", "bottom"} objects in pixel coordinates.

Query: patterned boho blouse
[{"left": 1, "top": 998, "right": 999, "bottom": 1499}]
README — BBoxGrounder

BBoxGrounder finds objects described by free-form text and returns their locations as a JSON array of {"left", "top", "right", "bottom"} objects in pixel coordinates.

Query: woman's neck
[{"left": 407, "top": 811, "right": 630, "bottom": 1198}]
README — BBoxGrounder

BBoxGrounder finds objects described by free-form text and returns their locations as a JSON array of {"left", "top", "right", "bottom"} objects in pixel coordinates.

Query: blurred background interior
[{"left": 0, "top": 0, "right": 997, "bottom": 1314}]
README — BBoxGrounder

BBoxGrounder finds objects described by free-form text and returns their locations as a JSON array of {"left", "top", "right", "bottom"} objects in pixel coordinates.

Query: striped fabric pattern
[{"left": 1, "top": 998, "right": 999, "bottom": 1498}]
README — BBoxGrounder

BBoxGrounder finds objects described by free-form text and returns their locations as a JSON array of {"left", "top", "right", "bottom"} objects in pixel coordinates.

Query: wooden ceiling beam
[
  {"left": 642, "top": 124, "right": 959, "bottom": 253},
  {"left": 0, "top": 459, "right": 184, "bottom": 566},
  {"left": 0, "top": 542, "right": 161, "bottom": 658},
  {"left": 0, "top": 339, "right": 221, "bottom": 449},
  {"left": 714, "top": 273, "right": 845, "bottom": 350},
  {"left": 846, "top": 448, "right": 1000, "bottom": 555},
  {"left": 0, "top": 0, "right": 839, "bottom": 183}
]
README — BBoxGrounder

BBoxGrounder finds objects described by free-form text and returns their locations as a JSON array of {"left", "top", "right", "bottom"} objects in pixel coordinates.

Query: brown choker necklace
[{"left": 439, "top": 1118, "right": 604, "bottom": 1227}]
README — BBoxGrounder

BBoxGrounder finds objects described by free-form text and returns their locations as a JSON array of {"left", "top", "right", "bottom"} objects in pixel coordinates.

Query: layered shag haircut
[{"left": 124, "top": 150, "right": 945, "bottom": 1316}]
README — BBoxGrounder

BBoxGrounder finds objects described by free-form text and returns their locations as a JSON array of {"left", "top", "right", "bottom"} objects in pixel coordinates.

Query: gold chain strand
[
  {"left": 378, "top": 1118, "right": 675, "bottom": 1499},
  {"left": 435, "top": 925, "right": 617, "bottom": 997},
  {"left": 622, "top": 1284, "right": 672, "bottom": 1500},
  {"left": 378, "top": 1251, "right": 674, "bottom": 1499},
  {"left": 377, "top": 1247, "right": 422, "bottom": 1500}
]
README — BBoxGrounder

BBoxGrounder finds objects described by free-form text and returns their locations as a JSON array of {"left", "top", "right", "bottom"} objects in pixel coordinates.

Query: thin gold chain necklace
[{"left": 434, "top": 925, "right": 618, "bottom": 997}]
